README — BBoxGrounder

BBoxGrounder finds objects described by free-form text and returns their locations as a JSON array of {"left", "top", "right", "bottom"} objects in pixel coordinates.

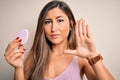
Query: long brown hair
[{"left": 24, "top": 0, "right": 76, "bottom": 80}]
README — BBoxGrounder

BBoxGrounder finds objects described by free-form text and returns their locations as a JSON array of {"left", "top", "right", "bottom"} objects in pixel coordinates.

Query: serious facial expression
[{"left": 43, "top": 7, "right": 70, "bottom": 45}]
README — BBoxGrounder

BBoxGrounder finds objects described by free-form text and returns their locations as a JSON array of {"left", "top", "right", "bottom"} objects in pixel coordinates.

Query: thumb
[{"left": 64, "top": 49, "right": 77, "bottom": 55}]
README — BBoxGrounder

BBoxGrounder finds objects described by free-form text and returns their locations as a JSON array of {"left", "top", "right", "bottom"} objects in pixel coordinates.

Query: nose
[{"left": 51, "top": 22, "right": 57, "bottom": 32}]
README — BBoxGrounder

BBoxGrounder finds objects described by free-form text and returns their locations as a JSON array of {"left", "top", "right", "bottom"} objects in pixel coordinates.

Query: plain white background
[{"left": 0, "top": 0, "right": 120, "bottom": 80}]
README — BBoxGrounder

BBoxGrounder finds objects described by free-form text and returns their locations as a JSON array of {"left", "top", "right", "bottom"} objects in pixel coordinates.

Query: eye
[
  {"left": 57, "top": 19, "right": 64, "bottom": 23},
  {"left": 44, "top": 20, "right": 51, "bottom": 24}
]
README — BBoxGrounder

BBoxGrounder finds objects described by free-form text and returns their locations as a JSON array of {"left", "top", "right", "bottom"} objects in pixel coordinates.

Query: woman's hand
[
  {"left": 64, "top": 18, "right": 98, "bottom": 58},
  {"left": 4, "top": 37, "right": 26, "bottom": 69}
]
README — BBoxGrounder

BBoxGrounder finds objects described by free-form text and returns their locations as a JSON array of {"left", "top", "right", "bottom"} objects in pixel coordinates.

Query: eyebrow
[
  {"left": 56, "top": 16, "right": 63, "bottom": 19},
  {"left": 44, "top": 16, "right": 63, "bottom": 21}
]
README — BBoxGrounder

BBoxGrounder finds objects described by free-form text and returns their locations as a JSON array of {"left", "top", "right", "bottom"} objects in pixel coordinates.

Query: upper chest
[{"left": 46, "top": 55, "right": 74, "bottom": 78}]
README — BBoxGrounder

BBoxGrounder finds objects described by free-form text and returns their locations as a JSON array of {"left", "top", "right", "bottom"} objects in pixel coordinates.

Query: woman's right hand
[{"left": 4, "top": 37, "right": 26, "bottom": 69}]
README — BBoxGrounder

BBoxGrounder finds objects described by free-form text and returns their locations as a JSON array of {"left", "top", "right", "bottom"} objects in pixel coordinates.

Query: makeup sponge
[{"left": 17, "top": 29, "right": 29, "bottom": 44}]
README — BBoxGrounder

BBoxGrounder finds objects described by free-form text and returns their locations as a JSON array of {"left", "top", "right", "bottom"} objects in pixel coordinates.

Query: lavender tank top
[{"left": 45, "top": 56, "right": 82, "bottom": 80}]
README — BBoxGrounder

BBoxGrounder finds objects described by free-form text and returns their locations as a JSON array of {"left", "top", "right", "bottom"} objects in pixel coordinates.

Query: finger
[
  {"left": 75, "top": 21, "right": 80, "bottom": 43},
  {"left": 78, "top": 18, "right": 83, "bottom": 37},
  {"left": 18, "top": 45, "right": 25, "bottom": 50},
  {"left": 5, "top": 49, "right": 25, "bottom": 62},
  {"left": 18, "top": 45, "right": 26, "bottom": 54},
  {"left": 8, "top": 38, "right": 22, "bottom": 52},
  {"left": 4, "top": 45, "right": 25, "bottom": 60},
  {"left": 6, "top": 52, "right": 24, "bottom": 65},
  {"left": 64, "top": 49, "right": 77, "bottom": 55},
  {"left": 86, "top": 24, "right": 92, "bottom": 38},
  {"left": 10, "top": 52, "right": 24, "bottom": 61},
  {"left": 82, "top": 19, "right": 86, "bottom": 36},
  {"left": 5, "top": 45, "right": 25, "bottom": 62},
  {"left": 5, "top": 37, "right": 22, "bottom": 57}
]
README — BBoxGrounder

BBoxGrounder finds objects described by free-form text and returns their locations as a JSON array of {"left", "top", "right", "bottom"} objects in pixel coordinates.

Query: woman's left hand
[{"left": 64, "top": 18, "right": 98, "bottom": 58}]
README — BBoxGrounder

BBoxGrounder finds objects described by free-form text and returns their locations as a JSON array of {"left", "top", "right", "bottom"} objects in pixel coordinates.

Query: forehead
[{"left": 45, "top": 7, "right": 67, "bottom": 18}]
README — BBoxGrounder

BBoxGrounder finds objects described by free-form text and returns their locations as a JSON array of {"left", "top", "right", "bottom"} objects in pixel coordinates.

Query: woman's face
[{"left": 43, "top": 7, "right": 70, "bottom": 45}]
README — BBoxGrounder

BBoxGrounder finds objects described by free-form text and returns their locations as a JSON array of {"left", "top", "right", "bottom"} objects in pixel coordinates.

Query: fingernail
[
  {"left": 19, "top": 39, "right": 22, "bottom": 42},
  {"left": 21, "top": 52, "right": 24, "bottom": 54},
  {"left": 16, "top": 37, "right": 19, "bottom": 40},
  {"left": 23, "top": 48, "right": 26, "bottom": 51}
]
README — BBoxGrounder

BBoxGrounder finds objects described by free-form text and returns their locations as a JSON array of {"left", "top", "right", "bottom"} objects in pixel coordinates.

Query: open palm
[{"left": 64, "top": 18, "right": 97, "bottom": 58}]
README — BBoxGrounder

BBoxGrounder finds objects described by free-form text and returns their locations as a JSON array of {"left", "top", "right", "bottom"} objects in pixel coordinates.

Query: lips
[{"left": 51, "top": 34, "right": 59, "bottom": 38}]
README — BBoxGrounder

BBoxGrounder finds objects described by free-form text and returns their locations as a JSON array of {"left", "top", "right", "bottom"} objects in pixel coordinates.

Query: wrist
[
  {"left": 87, "top": 53, "right": 103, "bottom": 65},
  {"left": 15, "top": 67, "right": 24, "bottom": 71},
  {"left": 87, "top": 52, "right": 99, "bottom": 59},
  {"left": 14, "top": 66, "right": 25, "bottom": 80}
]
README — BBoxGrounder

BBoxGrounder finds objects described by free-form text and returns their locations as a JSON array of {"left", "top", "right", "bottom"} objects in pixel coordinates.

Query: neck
[{"left": 51, "top": 40, "right": 68, "bottom": 56}]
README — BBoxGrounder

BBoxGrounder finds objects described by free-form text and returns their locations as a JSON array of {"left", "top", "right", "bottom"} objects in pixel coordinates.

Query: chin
[
  {"left": 47, "top": 37, "right": 67, "bottom": 45},
  {"left": 51, "top": 40, "right": 61, "bottom": 45}
]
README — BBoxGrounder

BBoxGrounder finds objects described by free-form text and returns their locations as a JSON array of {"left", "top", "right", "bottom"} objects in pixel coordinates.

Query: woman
[{"left": 4, "top": 0, "right": 114, "bottom": 80}]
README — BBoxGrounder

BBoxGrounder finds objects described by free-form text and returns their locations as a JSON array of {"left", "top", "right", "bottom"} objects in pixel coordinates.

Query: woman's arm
[
  {"left": 64, "top": 18, "right": 114, "bottom": 80},
  {"left": 82, "top": 55, "right": 114, "bottom": 80},
  {"left": 14, "top": 68, "right": 25, "bottom": 80},
  {"left": 88, "top": 53, "right": 114, "bottom": 80},
  {"left": 92, "top": 60, "right": 114, "bottom": 80},
  {"left": 4, "top": 37, "right": 25, "bottom": 80}
]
